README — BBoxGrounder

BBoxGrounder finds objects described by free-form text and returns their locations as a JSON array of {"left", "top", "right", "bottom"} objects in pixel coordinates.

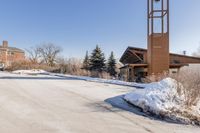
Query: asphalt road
[{"left": 0, "top": 72, "right": 199, "bottom": 133}]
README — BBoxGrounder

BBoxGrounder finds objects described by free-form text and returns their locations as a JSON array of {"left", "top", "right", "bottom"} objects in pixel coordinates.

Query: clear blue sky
[{"left": 0, "top": 0, "right": 200, "bottom": 59}]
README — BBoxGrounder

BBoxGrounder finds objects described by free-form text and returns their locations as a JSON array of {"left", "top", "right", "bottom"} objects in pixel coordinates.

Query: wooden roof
[
  {"left": 120, "top": 46, "right": 200, "bottom": 66},
  {"left": 120, "top": 47, "right": 147, "bottom": 64}
]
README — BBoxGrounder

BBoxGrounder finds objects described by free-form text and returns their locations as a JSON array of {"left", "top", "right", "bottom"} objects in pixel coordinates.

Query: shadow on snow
[{"left": 104, "top": 95, "right": 186, "bottom": 125}]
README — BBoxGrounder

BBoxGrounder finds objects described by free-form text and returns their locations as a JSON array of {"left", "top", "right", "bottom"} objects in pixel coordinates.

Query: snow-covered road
[{"left": 0, "top": 72, "right": 199, "bottom": 133}]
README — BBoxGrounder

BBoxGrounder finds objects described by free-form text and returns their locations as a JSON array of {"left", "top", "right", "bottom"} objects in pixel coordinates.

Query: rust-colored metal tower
[{"left": 147, "top": 0, "right": 169, "bottom": 75}]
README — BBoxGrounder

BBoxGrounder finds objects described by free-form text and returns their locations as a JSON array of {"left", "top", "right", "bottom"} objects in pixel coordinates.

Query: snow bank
[
  {"left": 12, "top": 69, "right": 49, "bottom": 75},
  {"left": 11, "top": 69, "right": 142, "bottom": 87},
  {"left": 11, "top": 69, "right": 143, "bottom": 88},
  {"left": 124, "top": 78, "right": 184, "bottom": 115},
  {"left": 124, "top": 78, "right": 200, "bottom": 124},
  {"left": 54, "top": 74, "right": 144, "bottom": 88}
]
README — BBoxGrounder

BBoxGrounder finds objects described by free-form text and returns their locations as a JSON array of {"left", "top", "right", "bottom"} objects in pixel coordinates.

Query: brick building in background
[{"left": 0, "top": 41, "right": 25, "bottom": 67}]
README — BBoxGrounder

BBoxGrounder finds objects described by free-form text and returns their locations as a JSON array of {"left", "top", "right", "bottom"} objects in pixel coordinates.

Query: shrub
[
  {"left": 90, "top": 71, "right": 111, "bottom": 79},
  {"left": 6, "top": 60, "right": 59, "bottom": 72},
  {"left": 6, "top": 57, "right": 113, "bottom": 79},
  {"left": 171, "top": 68, "right": 200, "bottom": 108},
  {"left": 58, "top": 58, "right": 84, "bottom": 75},
  {"left": 145, "top": 67, "right": 200, "bottom": 108}
]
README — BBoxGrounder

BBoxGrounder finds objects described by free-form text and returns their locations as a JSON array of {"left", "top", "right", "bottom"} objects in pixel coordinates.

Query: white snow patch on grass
[
  {"left": 12, "top": 69, "right": 49, "bottom": 75},
  {"left": 11, "top": 70, "right": 143, "bottom": 88},
  {"left": 53, "top": 74, "right": 144, "bottom": 88}
]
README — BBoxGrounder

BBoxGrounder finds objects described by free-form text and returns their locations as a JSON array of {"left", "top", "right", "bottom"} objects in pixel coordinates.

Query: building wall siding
[{"left": 0, "top": 41, "right": 25, "bottom": 67}]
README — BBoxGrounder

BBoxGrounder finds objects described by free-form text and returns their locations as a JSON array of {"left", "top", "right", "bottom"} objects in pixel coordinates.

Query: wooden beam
[{"left": 129, "top": 50, "right": 143, "bottom": 62}]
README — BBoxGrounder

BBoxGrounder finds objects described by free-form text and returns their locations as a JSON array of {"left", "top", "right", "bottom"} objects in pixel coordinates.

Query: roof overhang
[
  {"left": 120, "top": 46, "right": 200, "bottom": 65},
  {"left": 120, "top": 47, "right": 146, "bottom": 64}
]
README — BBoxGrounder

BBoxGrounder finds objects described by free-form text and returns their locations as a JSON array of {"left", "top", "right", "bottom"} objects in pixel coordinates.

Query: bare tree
[
  {"left": 38, "top": 43, "right": 62, "bottom": 67},
  {"left": 192, "top": 45, "right": 200, "bottom": 57},
  {"left": 26, "top": 46, "right": 41, "bottom": 64}
]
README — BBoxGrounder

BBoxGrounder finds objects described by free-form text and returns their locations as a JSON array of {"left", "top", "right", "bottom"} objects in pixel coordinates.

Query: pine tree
[
  {"left": 89, "top": 45, "right": 106, "bottom": 72},
  {"left": 107, "top": 51, "right": 117, "bottom": 77},
  {"left": 83, "top": 51, "right": 90, "bottom": 70}
]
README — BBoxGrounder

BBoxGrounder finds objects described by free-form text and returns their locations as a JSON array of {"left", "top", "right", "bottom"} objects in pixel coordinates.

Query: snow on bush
[{"left": 124, "top": 78, "right": 200, "bottom": 124}]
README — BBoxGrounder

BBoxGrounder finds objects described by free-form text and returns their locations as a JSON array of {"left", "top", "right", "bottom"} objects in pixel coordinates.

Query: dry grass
[
  {"left": 144, "top": 67, "right": 200, "bottom": 125},
  {"left": 57, "top": 58, "right": 112, "bottom": 79},
  {"left": 146, "top": 68, "right": 200, "bottom": 108},
  {"left": 6, "top": 60, "right": 59, "bottom": 72},
  {"left": 6, "top": 58, "right": 112, "bottom": 79},
  {"left": 145, "top": 72, "right": 169, "bottom": 83},
  {"left": 90, "top": 71, "right": 111, "bottom": 79},
  {"left": 58, "top": 58, "right": 83, "bottom": 75},
  {"left": 171, "top": 68, "right": 200, "bottom": 107}
]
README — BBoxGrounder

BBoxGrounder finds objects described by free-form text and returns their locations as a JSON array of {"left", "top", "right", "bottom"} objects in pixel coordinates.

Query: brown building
[
  {"left": 120, "top": 47, "right": 200, "bottom": 82},
  {"left": 120, "top": 0, "right": 200, "bottom": 82},
  {"left": 0, "top": 41, "right": 25, "bottom": 67}
]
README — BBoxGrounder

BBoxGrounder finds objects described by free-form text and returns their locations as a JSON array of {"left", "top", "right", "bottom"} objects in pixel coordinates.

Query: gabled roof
[
  {"left": 120, "top": 46, "right": 147, "bottom": 64},
  {"left": 0, "top": 46, "right": 24, "bottom": 53},
  {"left": 120, "top": 46, "right": 200, "bottom": 65}
]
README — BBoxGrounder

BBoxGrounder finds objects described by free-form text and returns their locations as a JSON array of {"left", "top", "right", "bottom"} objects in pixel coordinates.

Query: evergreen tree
[
  {"left": 83, "top": 51, "right": 90, "bottom": 70},
  {"left": 107, "top": 51, "right": 117, "bottom": 77},
  {"left": 89, "top": 45, "right": 106, "bottom": 72}
]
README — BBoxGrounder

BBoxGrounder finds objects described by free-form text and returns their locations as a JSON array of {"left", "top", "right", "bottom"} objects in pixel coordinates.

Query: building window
[
  {"left": 8, "top": 52, "right": 14, "bottom": 56},
  {"left": 173, "top": 60, "right": 180, "bottom": 64},
  {"left": 172, "top": 71, "right": 177, "bottom": 74}
]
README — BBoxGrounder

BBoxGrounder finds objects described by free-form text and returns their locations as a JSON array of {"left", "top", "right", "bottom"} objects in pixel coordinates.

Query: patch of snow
[
  {"left": 11, "top": 70, "right": 143, "bottom": 88},
  {"left": 12, "top": 69, "right": 49, "bottom": 75},
  {"left": 124, "top": 78, "right": 200, "bottom": 124},
  {"left": 124, "top": 78, "right": 184, "bottom": 115},
  {"left": 53, "top": 74, "right": 144, "bottom": 88}
]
